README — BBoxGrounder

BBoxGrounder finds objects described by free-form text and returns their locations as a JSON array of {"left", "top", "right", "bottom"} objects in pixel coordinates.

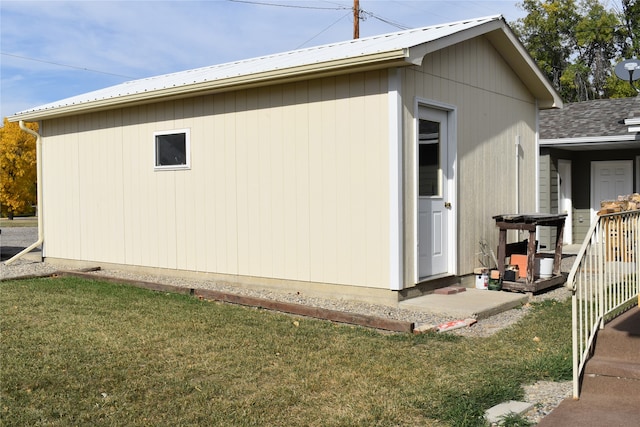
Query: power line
[
  {"left": 227, "top": 0, "right": 349, "bottom": 10},
  {"left": 230, "top": 0, "right": 412, "bottom": 34},
  {"left": 364, "top": 11, "right": 410, "bottom": 31},
  {"left": 295, "top": 11, "right": 352, "bottom": 49},
  {"left": 1, "top": 52, "right": 136, "bottom": 79}
]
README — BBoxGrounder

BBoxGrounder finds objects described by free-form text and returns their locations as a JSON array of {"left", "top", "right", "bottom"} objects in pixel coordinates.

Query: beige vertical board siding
[
  {"left": 269, "top": 87, "right": 286, "bottom": 279},
  {"left": 307, "top": 80, "right": 324, "bottom": 282},
  {"left": 281, "top": 83, "right": 299, "bottom": 280},
  {"left": 40, "top": 71, "right": 391, "bottom": 289},
  {"left": 199, "top": 95, "right": 216, "bottom": 272},
  {"left": 321, "top": 79, "right": 339, "bottom": 284},
  {"left": 211, "top": 94, "right": 229, "bottom": 273},
  {"left": 347, "top": 75, "right": 368, "bottom": 284},
  {"left": 364, "top": 71, "right": 390, "bottom": 286},
  {"left": 88, "top": 109, "right": 124, "bottom": 264},
  {"left": 40, "top": 120, "right": 59, "bottom": 257},
  {"left": 121, "top": 106, "right": 141, "bottom": 267},
  {"left": 402, "top": 36, "right": 538, "bottom": 281},
  {"left": 249, "top": 88, "right": 266, "bottom": 277},
  {"left": 77, "top": 115, "right": 94, "bottom": 259},
  {"left": 234, "top": 91, "right": 250, "bottom": 275},
  {"left": 334, "top": 75, "right": 353, "bottom": 284},
  {"left": 188, "top": 96, "right": 206, "bottom": 272},
  {"left": 223, "top": 93, "right": 240, "bottom": 275},
  {"left": 66, "top": 117, "right": 82, "bottom": 260},
  {"left": 108, "top": 109, "right": 126, "bottom": 264},
  {"left": 293, "top": 82, "right": 311, "bottom": 282},
  {"left": 256, "top": 87, "right": 274, "bottom": 277}
]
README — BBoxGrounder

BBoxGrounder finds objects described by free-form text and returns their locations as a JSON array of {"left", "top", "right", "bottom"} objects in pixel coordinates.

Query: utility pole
[{"left": 353, "top": 0, "right": 360, "bottom": 39}]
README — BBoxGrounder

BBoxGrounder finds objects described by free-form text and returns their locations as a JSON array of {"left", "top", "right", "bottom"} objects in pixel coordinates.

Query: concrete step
[
  {"left": 592, "top": 307, "right": 640, "bottom": 362},
  {"left": 537, "top": 307, "right": 640, "bottom": 426},
  {"left": 537, "top": 385, "right": 640, "bottom": 426},
  {"left": 580, "top": 373, "right": 640, "bottom": 397},
  {"left": 585, "top": 357, "right": 640, "bottom": 380}
]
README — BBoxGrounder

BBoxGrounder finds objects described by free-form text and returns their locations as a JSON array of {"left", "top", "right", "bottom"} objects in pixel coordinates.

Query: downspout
[
  {"left": 534, "top": 99, "right": 540, "bottom": 213},
  {"left": 515, "top": 134, "right": 520, "bottom": 215},
  {"left": 4, "top": 121, "right": 43, "bottom": 265}
]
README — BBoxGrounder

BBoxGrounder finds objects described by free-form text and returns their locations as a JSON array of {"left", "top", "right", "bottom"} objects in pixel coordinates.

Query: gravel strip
[
  {"left": 1, "top": 227, "right": 575, "bottom": 424},
  {"left": 522, "top": 380, "right": 573, "bottom": 424}
]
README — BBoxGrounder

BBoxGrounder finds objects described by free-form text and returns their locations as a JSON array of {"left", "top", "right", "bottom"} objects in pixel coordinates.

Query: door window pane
[{"left": 419, "top": 119, "right": 440, "bottom": 196}]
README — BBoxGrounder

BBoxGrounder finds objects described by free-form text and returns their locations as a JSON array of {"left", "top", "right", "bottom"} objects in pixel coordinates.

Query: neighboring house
[
  {"left": 539, "top": 96, "right": 640, "bottom": 248},
  {"left": 9, "top": 16, "right": 561, "bottom": 305}
]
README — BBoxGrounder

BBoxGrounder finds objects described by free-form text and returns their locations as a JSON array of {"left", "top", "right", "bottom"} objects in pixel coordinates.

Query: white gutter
[
  {"left": 5, "top": 121, "right": 43, "bottom": 265},
  {"left": 540, "top": 134, "right": 638, "bottom": 145}
]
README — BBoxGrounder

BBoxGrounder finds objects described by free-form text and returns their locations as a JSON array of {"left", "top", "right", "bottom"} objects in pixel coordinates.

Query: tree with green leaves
[
  {"left": 618, "top": 0, "right": 640, "bottom": 59},
  {"left": 0, "top": 118, "right": 38, "bottom": 219},
  {"left": 513, "top": 0, "right": 639, "bottom": 101}
]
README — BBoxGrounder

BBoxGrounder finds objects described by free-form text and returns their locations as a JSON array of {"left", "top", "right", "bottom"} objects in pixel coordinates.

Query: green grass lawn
[{"left": 0, "top": 277, "right": 572, "bottom": 426}]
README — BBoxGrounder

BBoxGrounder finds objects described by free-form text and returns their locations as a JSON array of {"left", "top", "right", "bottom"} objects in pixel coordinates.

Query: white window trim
[{"left": 153, "top": 128, "right": 191, "bottom": 170}]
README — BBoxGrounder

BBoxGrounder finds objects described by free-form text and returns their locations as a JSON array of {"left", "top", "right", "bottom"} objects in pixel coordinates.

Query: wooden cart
[{"left": 493, "top": 213, "right": 567, "bottom": 293}]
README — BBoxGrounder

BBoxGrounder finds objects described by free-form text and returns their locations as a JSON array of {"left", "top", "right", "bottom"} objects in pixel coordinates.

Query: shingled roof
[{"left": 540, "top": 96, "right": 640, "bottom": 139}]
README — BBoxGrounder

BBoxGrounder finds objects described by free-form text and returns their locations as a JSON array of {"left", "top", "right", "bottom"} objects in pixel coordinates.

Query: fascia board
[
  {"left": 9, "top": 51, "right": 410, "bottom": 122},
  {"left": 540, "top": 134, "right": 639, "bottom": 145}
]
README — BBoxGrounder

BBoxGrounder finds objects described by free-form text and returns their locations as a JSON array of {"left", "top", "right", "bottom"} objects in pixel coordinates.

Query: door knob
[{"left": 444, "top": 202, "right": 452, "bottom": 209}]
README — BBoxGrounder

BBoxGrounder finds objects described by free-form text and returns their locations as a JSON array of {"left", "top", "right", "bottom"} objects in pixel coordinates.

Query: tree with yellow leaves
[{"left": 0, "top": 118, "right": 38, "bottom": 219}]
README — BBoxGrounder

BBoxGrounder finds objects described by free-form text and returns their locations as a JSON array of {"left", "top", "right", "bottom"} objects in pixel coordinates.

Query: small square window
[{"left": 154, "top": 129, "right": 190, "bottom": 170}]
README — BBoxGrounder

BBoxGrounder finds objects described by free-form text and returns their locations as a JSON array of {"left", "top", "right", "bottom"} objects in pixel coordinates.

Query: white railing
[{"left": 567, "top": 210, "right": 640, "bottom": 399}]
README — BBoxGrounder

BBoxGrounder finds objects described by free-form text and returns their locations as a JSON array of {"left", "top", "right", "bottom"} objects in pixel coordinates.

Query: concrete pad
[
  {"left": 398, "top": 288, "right": 529, "bottom": 320},
  {"left": 21, "top": 248, "right": 43, "bottom": 262},
  {"left": 485, "top": 400, "right": 534, "bottom": 424}
]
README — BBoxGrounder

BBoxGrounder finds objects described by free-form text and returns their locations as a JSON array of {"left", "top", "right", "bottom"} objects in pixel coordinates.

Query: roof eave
[{"left": 9, "top": 50, "right": 411, "bottom": 122}]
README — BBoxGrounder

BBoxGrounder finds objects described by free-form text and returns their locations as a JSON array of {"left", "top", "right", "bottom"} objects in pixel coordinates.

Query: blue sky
[{"left": 1, "top": 0, "right": 530, "bottom": 120}]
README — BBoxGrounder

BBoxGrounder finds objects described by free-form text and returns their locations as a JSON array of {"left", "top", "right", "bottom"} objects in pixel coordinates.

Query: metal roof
[{"left": 10, "top": 15, "right": 560, "bottom": 121}]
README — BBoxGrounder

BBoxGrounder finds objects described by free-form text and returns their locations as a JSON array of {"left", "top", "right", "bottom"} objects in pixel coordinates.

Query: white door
[
  {"left": 558, "top": 160, "right": 572, "bottom": 244},
  {"left": 591, "top": 160, "right": 633, "bottom": 218},
  {"left": 417, "top": 107, "right": 450, "bottom": 278}
]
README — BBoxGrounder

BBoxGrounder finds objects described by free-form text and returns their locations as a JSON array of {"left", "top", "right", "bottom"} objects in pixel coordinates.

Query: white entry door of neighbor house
[
  {"left": 558, "top": 160, "right": 572, "bottom": 244},
  {"left": 417, "top": 106, "right": 452, "bottom": 279},
  {"left": 591, "top": 160, "right": 633, "bottom": 218}
]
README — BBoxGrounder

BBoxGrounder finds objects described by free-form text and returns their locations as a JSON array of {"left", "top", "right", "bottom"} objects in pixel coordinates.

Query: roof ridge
[{"left": 130, "top": 15, "right": 504, "bottom": 85}]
